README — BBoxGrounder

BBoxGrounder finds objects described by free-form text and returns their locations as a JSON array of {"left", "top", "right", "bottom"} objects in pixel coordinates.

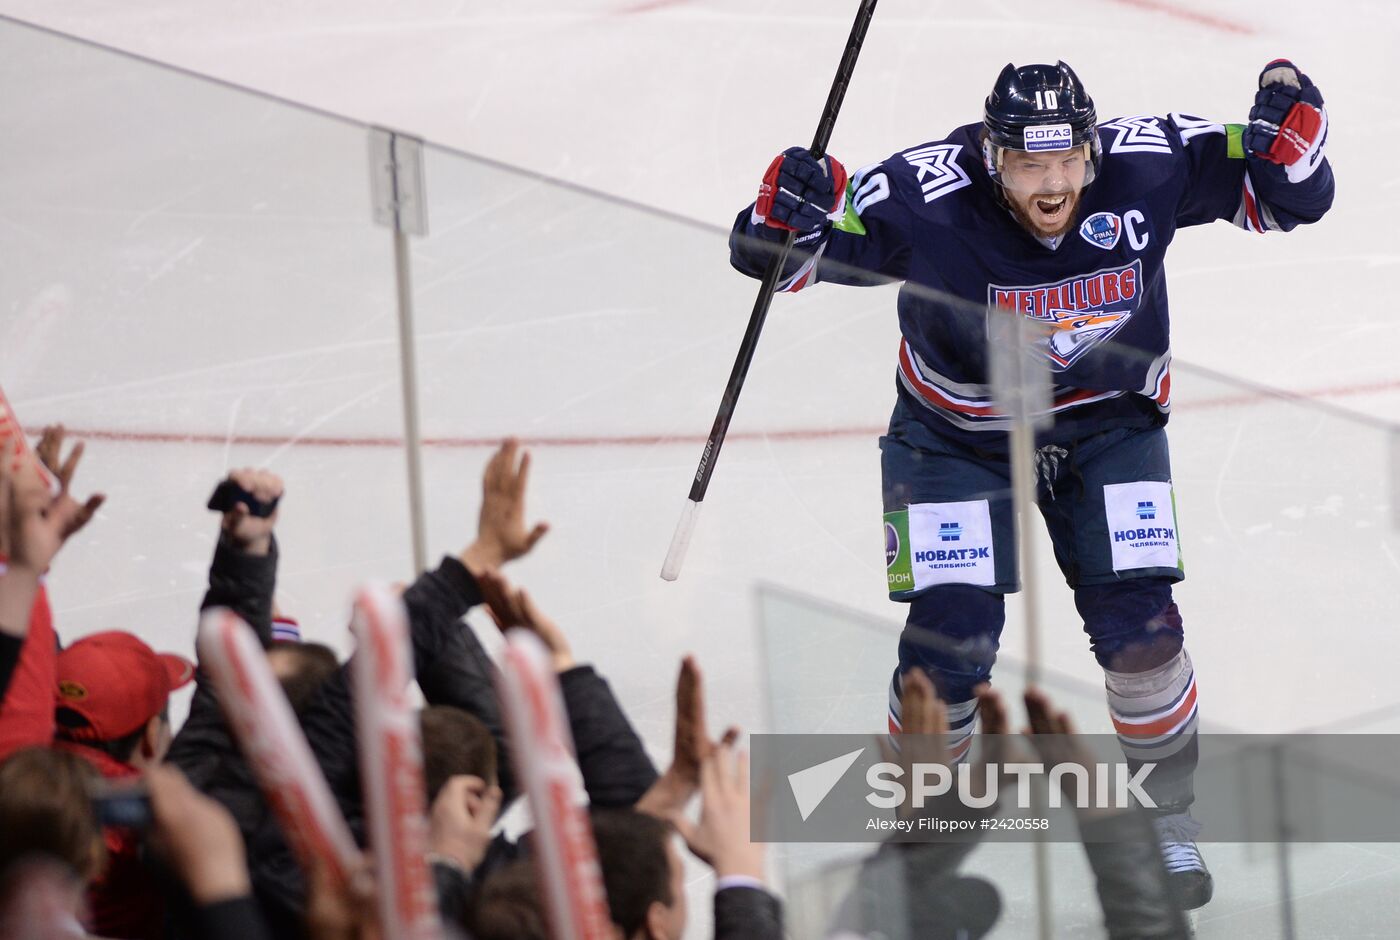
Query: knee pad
[
  {"left": 896, "top": 585, "right": 1004, "bottom": 703},
  {"left": 1075, "top": 577, "right": 1183, "bottom": 672}
]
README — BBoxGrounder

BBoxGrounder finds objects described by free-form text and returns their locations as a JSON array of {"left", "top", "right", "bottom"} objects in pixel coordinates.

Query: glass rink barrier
[
  {"left": 758, "top": 584, "right": 1400, "bottom": 938},
  {"left": 0, "top": 19, "right": 409, "bottom": 677},
  {"left": 752, "top": 284, "right": 1400, "bottom": 938},
  {"left": 5, "top": 12, "right": 1400, "bottom": 940},
  {"left": 750, "top": 250, "right": 1400, "bottom": 938}
]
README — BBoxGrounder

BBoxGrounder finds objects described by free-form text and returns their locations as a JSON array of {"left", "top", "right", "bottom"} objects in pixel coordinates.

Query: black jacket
[
  {"left": 168, "top": 534, "right": 279, "bottom": 836},
  {"left": 715, "top": 885, "right": 784, "bottom": 940},
  {"left": 193, "top": 897, "right": 275, "bottom": 940},
  {"left": 173, "top": 542, "right": 657, "bottom": 938}
]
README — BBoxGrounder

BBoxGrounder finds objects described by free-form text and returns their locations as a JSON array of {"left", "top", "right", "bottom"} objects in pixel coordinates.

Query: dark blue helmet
[{"left": 983, "top": 61, "right": 1101, "bottom": 188}]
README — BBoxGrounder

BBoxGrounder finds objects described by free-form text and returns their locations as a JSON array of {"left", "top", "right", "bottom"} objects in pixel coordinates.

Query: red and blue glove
[
  {"left": 754, "top": 146, "right": 848, "bottom": 232},
  {"left": 1243, "top": 60, "right": 1327, "bottom": 176}
]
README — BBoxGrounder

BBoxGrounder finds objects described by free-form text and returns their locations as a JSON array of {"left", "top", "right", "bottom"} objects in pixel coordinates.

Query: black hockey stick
[{"left": 661, "top": 0, "right": 879, "bottom": 581}]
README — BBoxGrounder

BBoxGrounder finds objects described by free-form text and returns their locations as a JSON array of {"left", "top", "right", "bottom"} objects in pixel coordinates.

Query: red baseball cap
[{"left": 54, "top": 631, "right": 195, "bottom": 742}]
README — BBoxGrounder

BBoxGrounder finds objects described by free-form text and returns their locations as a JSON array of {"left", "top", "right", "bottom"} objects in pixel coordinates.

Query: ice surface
[{"left": 1, "top": 1, "right": 1398, "bottom": 935}]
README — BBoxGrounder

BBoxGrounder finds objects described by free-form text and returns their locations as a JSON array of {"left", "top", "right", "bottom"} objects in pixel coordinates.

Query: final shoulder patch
[{"left": 1079, "top": 212, "right": 1122, "bottom": 250}]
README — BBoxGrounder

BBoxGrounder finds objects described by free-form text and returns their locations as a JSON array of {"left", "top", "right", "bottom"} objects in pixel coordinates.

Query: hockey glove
[
  {"left": 754, "top": 146, "right": 848, "bottom": 233},
  {"left": 1243, "top": 60, "right": 1326, "bottom": 173}
]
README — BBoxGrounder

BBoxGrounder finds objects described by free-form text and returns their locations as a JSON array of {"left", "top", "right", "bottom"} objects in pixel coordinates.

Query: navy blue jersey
[{"left": 731, "top": 114, "right": 1334, "bottom": 447}]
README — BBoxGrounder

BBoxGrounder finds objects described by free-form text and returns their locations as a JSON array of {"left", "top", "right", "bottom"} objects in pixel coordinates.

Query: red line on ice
[
  {"left": 1103, "top": 0, "right": 1254, "bottom": 35},
  {"left": 38, "top": 377, "right": 1400, "bottom": 451}
]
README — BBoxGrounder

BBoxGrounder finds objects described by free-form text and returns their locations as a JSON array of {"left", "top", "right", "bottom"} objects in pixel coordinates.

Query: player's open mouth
[{"left": 1035, "top": 194, "right": 1069, "bottom": 217}]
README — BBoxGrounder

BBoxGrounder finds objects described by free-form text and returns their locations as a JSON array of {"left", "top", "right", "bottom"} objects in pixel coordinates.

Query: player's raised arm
[
  {"left": 1171, "top": 60, "right": 1333, "bottom": 232},
  {"left": 1240, "top": 60, "right": 1333, "bottom": 225},
  {"left": 729, "top": 146, "right": 914, "bottom": 292},
  {"left": 729, "top": 146, "right": 846, "bottom": 290}
]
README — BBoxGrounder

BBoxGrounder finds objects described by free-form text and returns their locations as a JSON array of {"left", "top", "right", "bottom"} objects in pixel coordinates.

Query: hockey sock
[
  {"left": 942, "top": 698, "right": 978, "bottom": 764},
  {"left": 1104, "top": 648, "right": 1199, "bottom": 810}
]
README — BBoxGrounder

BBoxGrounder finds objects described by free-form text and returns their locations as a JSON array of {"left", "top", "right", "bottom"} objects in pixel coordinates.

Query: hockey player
[{"left": 729, "top": 60, "right": 1333, "bottom": 910}]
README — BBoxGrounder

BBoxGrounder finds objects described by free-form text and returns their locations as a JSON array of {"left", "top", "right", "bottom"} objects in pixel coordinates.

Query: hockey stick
[{"left": 660, "top": 0, "right": 879, "bottom": 581}]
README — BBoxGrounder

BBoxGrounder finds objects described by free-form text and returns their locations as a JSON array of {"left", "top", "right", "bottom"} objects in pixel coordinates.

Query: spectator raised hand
[
  {"left": 673, "top": 742, "right": 765, "bottom": 882},
  {"left": 0, "top": 430, "right": 103, "bottom": 572},
  {"left": 476, "top": 568, "right": 574, "bottom": 672},
  {"left": 1021, "top": 686, "right": 1108, "bottom": 814},
  {"left": 32, "top": 423, "right": 65, "bottom": 480},
  {"left": 0, "top": 433, "right": 103, "bottom": 642},
  {"left": 885, "top": 671, "right": 1009, "bottom": 824},
  {"left": 215, "top": 468, "right": 284, "bottom": 557},
  {"left": 637, "top": 655, "right": 739, "bottom": 820},
  {"left": 32, "top": 425, "right": 100, "bottom": 521},
  {"left": 460, "top": 439, "right": 549, "bottom": 575}
]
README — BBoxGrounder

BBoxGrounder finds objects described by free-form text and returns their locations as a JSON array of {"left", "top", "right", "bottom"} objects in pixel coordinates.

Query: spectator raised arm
[
  {"left": 402, "top": 438, "right": 553, "bottom": 805},
  {"left": 458, "top": 439, "right": 549, "bottom": 577},
  {"left": 672, "top": 742, "right": 784, "bottom": 940},
  {"left": 478, "top": 566, "right": 659, "bottom": 809},
  {"left": 202, "top": 468, "right": 284, "bottom": 639},
  {"left": 635, "top": 655, "right": 738, "bottom": 821},
  {"left": 169, "top": 469, "right": 286, "bottom": 798},
  {"left": 0, "top": 428, "right": 103, "bottom": 757},
  {"left": 0, "top": 430, "right": 103, "bottom": 639},
  {"left": 828, "top": 672, "right": 1006, "bottom": 939},
  {"left": 242, "top": 441, "right": 552, "bottom": 928}
]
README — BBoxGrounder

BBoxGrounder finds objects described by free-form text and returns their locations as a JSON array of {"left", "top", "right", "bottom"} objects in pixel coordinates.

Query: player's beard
[{"left": 1008, "top": 188, "right": 1082, "bottom": 241}]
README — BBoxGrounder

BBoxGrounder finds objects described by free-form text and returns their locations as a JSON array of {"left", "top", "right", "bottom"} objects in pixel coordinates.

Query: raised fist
[
  {"left": 214, "top": 468, "right": 283, "bottom": 556},
  {"left": 1244, "top": 59, "right": 1327, "bottom": 179},
  {"left": 755, "top": 147, "right": 848, "bottom": 232}
]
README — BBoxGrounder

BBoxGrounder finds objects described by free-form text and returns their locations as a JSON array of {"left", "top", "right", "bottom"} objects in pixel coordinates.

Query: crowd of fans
[{"left": 0, "top": 425, "right": 1189, "bottom": 939}]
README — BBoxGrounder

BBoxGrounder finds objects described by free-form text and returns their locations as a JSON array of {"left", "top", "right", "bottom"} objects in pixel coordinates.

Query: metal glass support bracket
[{"left": 370, "top": 128, "right": 429, "bottom": 574}]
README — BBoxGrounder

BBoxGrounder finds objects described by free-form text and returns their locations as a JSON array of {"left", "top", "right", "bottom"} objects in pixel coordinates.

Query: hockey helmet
[{"left": 983, "top": 61, "right": 1101, "bottom": 190}]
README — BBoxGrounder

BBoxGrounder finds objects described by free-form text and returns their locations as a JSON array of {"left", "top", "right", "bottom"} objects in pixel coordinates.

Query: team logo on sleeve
[
  {"left": 989, "top": 260, "right": 1142, "bottom": 370},
  {"left": 1079, "top": 212, "right": 1122, "bottom": 250},
  {"left": 900, "top": 144, "right": 971, "bottom": 204}
]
